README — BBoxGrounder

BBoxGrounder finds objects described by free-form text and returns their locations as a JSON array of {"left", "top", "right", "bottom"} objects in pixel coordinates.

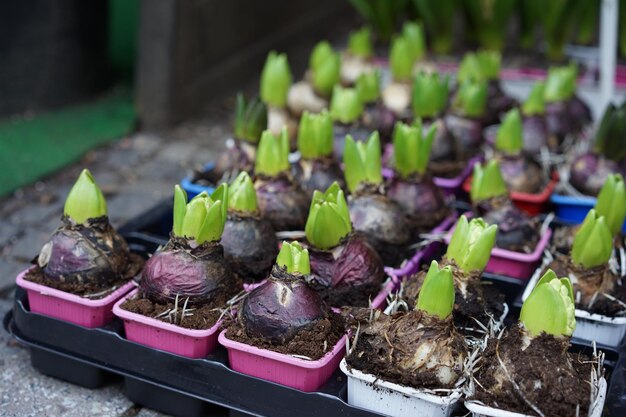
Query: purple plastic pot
[
  {"left": 444, "top": 213, "right": 552, "bottom": 281},
  {"left": 218, "top": 331, "right": 347, "bottom": 392},
  {"left": 113, "top": 289, "right": 223, "bottom": 358},
  {"left": 16, "top": 268, "right": 136, "bottom": 328}
]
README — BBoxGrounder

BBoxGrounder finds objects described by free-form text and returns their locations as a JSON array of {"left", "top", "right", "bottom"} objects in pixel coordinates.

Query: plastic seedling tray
[
  {"left": 113, "top": 289, "right": 222, "bottom": 358},
  {"left": 181, "top": 162, "right": 217, "bottom": 199},
  {"left": 340, "top": 360, "right": 462, "bottom": 417},
  {"left": 219, "top": 331, "right": 347, "bottom": 392},
  {"left": 522, "top": 264, "right": 626, "bottom": 347},
  {"left": 551, "top": 193, "right": 626, "bottom": 233},
  {"left": 444, "top": 213, "right": 552, "bottom": 281},
  {"left": 15, "top": 268, "right": 136, "bottom": 328}
]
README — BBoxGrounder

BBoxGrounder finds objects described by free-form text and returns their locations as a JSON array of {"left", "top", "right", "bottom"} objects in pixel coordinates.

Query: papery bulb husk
[
  {"left": 139, "top": 237, "right": 239, "bottom": 306},
  {"left": 221, "top": 213, "right": 278, "bottom": 282},
  {"left": 546, "top": 254, "right": 617, "bottom": 312},
  {"left": 287, "top": 81, "right": 328, "bottom": 117},
  {"left": 347, "top": 309, "right": 467, "bottom": 389},
  {"left": 308, "top": 233, "right": 385, "bottom": 307},
  {"left": 267, "top": 107, "right": 298, "bottom": 150},
  {"left": 292, "top": 157, "right": 346, "bottom": 199},
  {"left": 387, "top": 175, "right": 449, "bottom": 237},
  {"left": 496, "top": 153, "right": 545, "bottom": 194},
  {"left": 569, "top": 152, "right": 624, "bottom": 197},
  {"left": 332, "top": 122, "right": 371, "bottom": 160},
  {"left": 361, "top": 102, "right": 398, "bottom": 143},
  {"left": 348, "top": 190, "right": 412, "bottom": 266},
  {"left": 35, "top": 216, "right": 142, "bottom": 291},
  {"left": 255, "top": 174, "right": 309, "bottom": 231},
  {"left": 521, "top": 114, "right": 550, "bottom": 155},
  {"left": 212, "top": 140, "right": 256, "bottom": 181},
  {"left": 479, "top": 198, "right": 540, "bottom": 252},
  {"left": 444, "top": 113, "right": 486, "bottom": 161},
  {"left": 238, "top": 267, "right": 327, "bottom": 345},
  {"left": 472, "top": 324, "right": 591, "bottom": 417},
  {"left": 340, "top": 54, "right": 373, "bottom": 86}
]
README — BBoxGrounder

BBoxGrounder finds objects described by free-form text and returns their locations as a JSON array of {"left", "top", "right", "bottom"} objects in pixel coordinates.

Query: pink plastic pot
[
  {"left": 113, "top": 289, "right": 222, "bottom": 358},
  {"left": 444, "top": 214, "right": 552, "bottom": 281},
  {"left": 218, "top": 330, "right": 346, "bottom": 392},
  {"left": 15, "top": 268, "right": 136, "bottom": 328}
]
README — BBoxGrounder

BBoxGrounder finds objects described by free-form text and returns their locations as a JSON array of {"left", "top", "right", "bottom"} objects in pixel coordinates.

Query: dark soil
[
  {"left": 121, "top": 294, "right": 224, "bottom": 330},
  {"left": 473, "top": 325, "right": 594, "bottom": 417},
  {"left": 225, "top": 313, "right": 345, "bottom": 360},
  {"left": 479, "top": 198, "right": 540, "bottom": 253},
  {"left": 346, "top": 309, "right": 467, "bottom": 390},
  {"left": 547, "top": 256, "right": 626, "bottom": 317},
  {"left": 315, "top": 281, "right": 383, "bottom": 309},
  {"left": 24, "top": 253, "right": 143, "bottom": 299},
  {"left": 551, "top": 224, "right": 577, "bottom": 255}
]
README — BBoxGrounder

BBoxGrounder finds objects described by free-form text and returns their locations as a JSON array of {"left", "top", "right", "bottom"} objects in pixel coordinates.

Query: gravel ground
[{"left": 0, "top": 99, "right": 236, "bottom": 416}]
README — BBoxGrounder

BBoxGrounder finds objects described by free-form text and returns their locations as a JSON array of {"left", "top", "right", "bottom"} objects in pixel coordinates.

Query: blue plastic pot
[
  {"left": 550, "top": 193, "right": 626, "bottom": 233},
  {"left": 180, "top": 163, "right": 216, "bottom": 199}
]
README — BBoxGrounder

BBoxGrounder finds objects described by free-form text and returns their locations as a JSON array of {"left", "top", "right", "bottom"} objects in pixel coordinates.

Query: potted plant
[
  {"left": 458, "top": 160, "right": 552, "bottom": 280},
  {"left": 292, "top": 110, "right": 345, "bottom": 198},
  {"left": 303, "top": 182, "right": 388, "bottom": 308},
  {"left": 402, "top": 215, "right": 506, "bottom": 334},
  {"left": 468, "top": 270, "right": 606, "bottom": 417},
  {"left": 253, "top": 128, "right": 309, "bottom": 231},
  {"left": 220, "top": 172, "right": 278, "bottom": 283},
  {"left": 113, "top": 184, "right": 241, "bottom": 358},
  {"left": 16, "top": 169, "right": 143, "bottom": 328},
  {"left": 260, "top": 51, "right": 297, "bottom": 141},
  {"left": 341, "top": 260, "right": 467, "bottom": 417},
  {"left": 219, "top": 241, "right": 346, "bottom": 392},
  {"left": 343, "top": 132, "right": 411, "bottom": 266},
  {"left": 287, "top": 41, "right": 340, "bottom": 117}
]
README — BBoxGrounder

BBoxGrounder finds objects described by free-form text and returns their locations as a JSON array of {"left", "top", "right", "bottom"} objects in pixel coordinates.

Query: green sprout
[
  {"left": 520, "top": 270, "right": 575, "bottom": 338},
  {"left": 234, "top": 94, "right": 267, "bottom": 144},
  {"left": 412, "top": 0, "right": 456, "bottom": 55},
  {"left": 495, "top": 109, "right": 523, "bottom": 155},
  {"left": 390, "top": 36, "right": 414, "bottom": 82},
  {"left": 402, "top": 21, "right": 426, "bottom": 61},
  {"left": 457, "top": 51, "right": 501, "bottom": 83},
  {"left": 446, "top": 215, "right": 497, "bottom": 273},
  {"left": 594, "top": 102, "right": 626, "bottom": 162},
  {"left": 595, "top": 174, "right": 626, "bottom": 236},
  {"left": 172, "top": 183, "right": 228, "bottom": 244},
  {"left": 348, "top": 26, "right": 373, "bottom": 58},
  {"left": 310, "top": 41, "right": 335, "bottom": 72},
  {"left": 416, "top": 260, "right": 455, "bottom": 320},
  {"left": 412, "top": 71, "right": 449, "bottom": 118},
  {"left": 64, "top": 169, "right": 108, "bottom": 224},
  {"left": 356, "top": 70, "right": 381, "bottom": 104},
  {"left": 544, "top": 64, "right": 577, "bottom": 103},
  {"left": 343, "top": 131, "right": 383, "bottom": 193},
  {"left": 305, "top": 182, "right": 352, "bottom": 250},
  {"left": 470, "top": 160, "right": 508, "bottom": 202},
  {"left": 297, "top": 110, "right": 334, "bottom": 159},
  {"left": 254, "top": 128, "right": 290, "bottom": 177},
  {"left": 392, "top": 120, "right": 437, "bottom": 178},
  {"left": 276, "top": 241, "right": 311, "bottom": 275},
  {"left": 521, "top": 81, "right": 546, "bottom": 116},
  {"left": 453, "top": 80, "right": 487, "bottom": 118},
  {"left": 330, "top": 85, "right": 364, "bottom": 124},
  {"left": 260, "top": 51, "right": 292, "bottom": 108},
  {"left": 571, "top": 209, "right": 613, "bottom": 269},
  {"left": 310, "top": 41, "right": 341, "bottom": 97},
  {"left": 228, "top": 172, "right": 258, "bottom": 214}
]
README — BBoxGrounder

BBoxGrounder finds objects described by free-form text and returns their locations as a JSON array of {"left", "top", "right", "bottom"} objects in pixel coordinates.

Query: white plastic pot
[
  {"left": 339, "top": 359, "right": 462, "bottom": 417},
  {"left": 464, "top": 377, "right": 607, "bottom": 417},
  {"left": 522, "top": 266, "right": 626, "bottom": 347}
]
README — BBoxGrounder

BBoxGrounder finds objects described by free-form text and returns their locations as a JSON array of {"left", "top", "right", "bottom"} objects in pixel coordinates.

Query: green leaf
[
  {"left": 416, "top": 260, "right": 455, "bottom": 319},
  {"left": 495, "top": 109, "right": 523, "bottom": 154},
  {"left": 390, "top": 36, "right": 414, "bottom": 82},
  {"left": 312, "top": 52, "right": 341, "bottom": 97},
  {"left": 392, "top": 120, "right": 436, "bottom": 177},
  {"left": 297, "top": 110, "right": 334, "bottom": 159},
  {"left": 412, "top": 71, "right": 449, "bottom": 118},
  {"left": 402, "top": 21, "right": 426, "bottom": 61},
  {"left": 63, "top": 169, "right": 108, "bottom": 224},
  {"left": 233, "top": 94, "right": 267, "bottom": 144},
  {"left": 364, "top": 131, "right": 383, "bottom": 186},
  {"left": 228, "top": 172, "right": 258, "bottom": 213},
  {"left": 446, "top": 216, "right": 497, "bottom": 274},
  {"left": 595, "top": 174, "right": 626, "bottom": 236},
  {"left": 544, "top": 64, "right": 577, "bottom": 103},
  {"left": 305, "top": 182, "right": 352, "bottom": 249},
  {"left": 181, "top": 197, "right": 207, "bottom": 240},
  {"left": 445, "top": 215, "right": 469, "bottom": 263},
  {"left": 260, "top": 51, "right": 292, "bottom": 108},
  {"left": 520, "top": 269, "right": 576, "bottom": 337},
  {"left": 255, "top": 129, "right": 290, "bottom": 176},
  {"left": 197, "top": 200, "right": 225, "bottom": 244},
  {"left": 277, "top": 241, "right": 311, "bottom": 275},
  {"left": 470, "top": 160, "right": 508, "bottom": 202},
  {"left": 453, "top": 80, "right": 487, "bottom": 118},
  {"left": 173, "top": 185, "right": 188, "bottom": 236},
  {"left": 521, "top": 81, "right": 546, "bottom": 116},
  {"left": 457, "top": 51, "right": 501, "bottom": 83},
  {"left": 348, "top": 26, "right": 373, "bottom": 58},
  {"left": 412, "top": 0, "right": 456, "bottom": 54},
  {"left": 330, "top": 85, "right": 364, "bottom": 124},
  {"left": 571, "top": 209, "right": 613, "bottom": 269},
  {"left": 310, "top": 41, "right": 334, "bottom": 72},
  {"left": 356, "top": 70, "right": 381, "bottom": 104}
]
